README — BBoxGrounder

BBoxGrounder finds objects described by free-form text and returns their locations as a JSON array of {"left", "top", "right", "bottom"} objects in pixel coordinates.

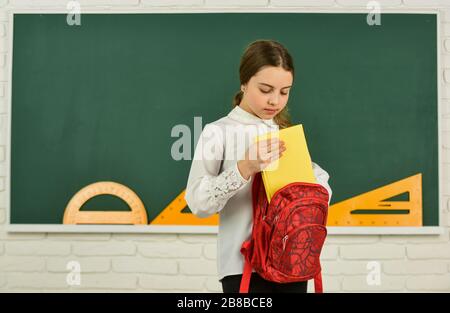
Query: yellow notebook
[{"left": 255, "top": 124, "right": 316, "bottom": 202}]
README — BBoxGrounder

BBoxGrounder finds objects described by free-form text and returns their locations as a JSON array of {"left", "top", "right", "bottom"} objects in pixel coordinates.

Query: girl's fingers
[
  {"left": 262, "top": 142, "right": 282, "bottom": 154},
  {"left": 256, "top": 139, "right": 285, "bottom": 158},
  {"left": 268, "top": 146, "right": 287, "bottom": 162},
  {"left": 261, "top": 148, "right": 281, "bottom": 162}
]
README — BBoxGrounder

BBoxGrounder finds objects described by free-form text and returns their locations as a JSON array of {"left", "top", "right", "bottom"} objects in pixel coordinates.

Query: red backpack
[{"left": 239, "top": 172, "right": 330, "bottom": 293}]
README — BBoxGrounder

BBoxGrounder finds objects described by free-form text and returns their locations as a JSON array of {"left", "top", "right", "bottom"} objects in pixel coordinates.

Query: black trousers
[{"left": 221, "top": 272, "right": 308, "bottom": 293}]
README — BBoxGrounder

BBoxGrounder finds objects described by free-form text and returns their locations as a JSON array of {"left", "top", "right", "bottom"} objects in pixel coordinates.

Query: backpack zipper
[
  {"left": 268, "top": 197, "right": 328, "bottom": 227},
  {"left": 281, "top": 224, "right": 327, "bottom": 252},
  {"left": 270, "top": 201, "right": 328, "bottom": 251},
  {"left": 270, "top": 182, "right": 330, "bottom": 205},
  {"left": 282, "top": 235, "right": 288, "bottom": 251}
]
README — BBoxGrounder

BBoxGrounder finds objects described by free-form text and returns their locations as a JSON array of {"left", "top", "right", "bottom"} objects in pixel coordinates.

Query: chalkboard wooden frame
[{"left": 5, "top": 9, "right": 445, "bottom": 235}]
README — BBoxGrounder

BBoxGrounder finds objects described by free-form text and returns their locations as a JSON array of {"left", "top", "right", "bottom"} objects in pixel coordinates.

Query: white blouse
[{"left": 185, "top": 105, "right": 333, "bottom": 281}]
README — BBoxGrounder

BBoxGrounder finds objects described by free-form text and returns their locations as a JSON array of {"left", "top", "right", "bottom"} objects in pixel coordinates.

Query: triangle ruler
[
  {"left": 151, "top": 190, "right": 218, "bottom": 226},
  {"left": 327, "top": 173, "right": 422, "bottom": 226}
]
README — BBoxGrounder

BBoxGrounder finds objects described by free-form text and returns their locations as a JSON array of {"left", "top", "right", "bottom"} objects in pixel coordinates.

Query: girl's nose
[{"left": 269, "top": 94, "right": 279, "bottom": 106}]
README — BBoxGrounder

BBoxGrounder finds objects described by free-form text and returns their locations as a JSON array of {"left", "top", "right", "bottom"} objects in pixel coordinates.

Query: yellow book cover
[{"left": 256, "top": 124, "right": 316, "bottom": 202}]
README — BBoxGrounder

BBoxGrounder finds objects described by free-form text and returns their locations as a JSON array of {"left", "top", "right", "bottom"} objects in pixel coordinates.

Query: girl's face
[{"left": 239, "top": 66, "right": 293, "bottom": 120}]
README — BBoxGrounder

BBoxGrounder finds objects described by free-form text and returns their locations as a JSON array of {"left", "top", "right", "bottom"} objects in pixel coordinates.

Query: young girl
[{"left": 185, "top": 40, "right": 332, "bottom": 293}]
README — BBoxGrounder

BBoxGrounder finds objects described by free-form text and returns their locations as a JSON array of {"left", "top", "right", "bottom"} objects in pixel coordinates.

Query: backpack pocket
[{"left": 270, "top": 224, "right": 327, "bottom": 279}]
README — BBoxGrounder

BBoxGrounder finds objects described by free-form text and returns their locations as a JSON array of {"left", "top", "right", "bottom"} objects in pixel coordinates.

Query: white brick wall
[
  {"left": 340, "top": 244, "right": 406, "bottom": 260},
  {"left": 271, "top": 0, "right": 336, "bottom": 7},
  {"left": 342, "top": 275, "right": 405, "bottom": 292},
  {"left": 336, "top": 0, "right": 402, "bottom": 6},
  {"left": 48, "top": 257, "right": 111, "bottom": 273},
  {"left": 0, "top": 0, "right": 449, "bottom": 293}
]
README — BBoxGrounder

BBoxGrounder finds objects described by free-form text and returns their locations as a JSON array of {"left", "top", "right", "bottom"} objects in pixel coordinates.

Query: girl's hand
[{"left": 237, "top": 138, "right": 286, "bottom": 180}]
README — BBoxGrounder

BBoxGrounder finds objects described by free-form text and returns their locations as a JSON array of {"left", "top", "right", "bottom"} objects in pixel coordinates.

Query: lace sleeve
[
  {"left": 186, "top": 162, "right": 251, "bottom": 218},
  {"left": 184, "top": 123, "right": 252, "bottom": 218},
  {"left": 205, "top": 162, "right": 250, "bottom": 208}
]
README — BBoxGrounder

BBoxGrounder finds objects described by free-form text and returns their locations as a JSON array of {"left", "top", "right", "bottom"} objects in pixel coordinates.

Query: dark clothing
[{"left": 221, "top": 272, "right": 308, "bottom": 293}]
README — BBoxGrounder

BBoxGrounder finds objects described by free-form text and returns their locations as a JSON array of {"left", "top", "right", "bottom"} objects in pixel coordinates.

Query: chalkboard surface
[{"left": 10, "top": 13, "right": 439, "bottom": 227}]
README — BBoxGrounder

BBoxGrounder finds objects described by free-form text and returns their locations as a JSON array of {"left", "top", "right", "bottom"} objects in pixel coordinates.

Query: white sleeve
[
  {"left": 185, "top": 124, "right": 252, "bottom": 218},
  {"left": 312, "top": 161, "right": 332, "bottom": 206}
]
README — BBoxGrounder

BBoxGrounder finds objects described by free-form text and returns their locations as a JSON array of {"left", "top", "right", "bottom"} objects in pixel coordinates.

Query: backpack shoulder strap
[
  {"left": 314, "top": 271, "right": 323, "bottom": 293},
  {"left": 239, "top": 173, "right": 265, "bottom": 293},
  {"left": 239, "top": 260, "right": 252, "bottom": 293}
]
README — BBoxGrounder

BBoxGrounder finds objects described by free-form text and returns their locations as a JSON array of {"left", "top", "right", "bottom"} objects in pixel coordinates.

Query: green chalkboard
[{"left": 10, "top": 13, "right": 439, "bottom": 226}]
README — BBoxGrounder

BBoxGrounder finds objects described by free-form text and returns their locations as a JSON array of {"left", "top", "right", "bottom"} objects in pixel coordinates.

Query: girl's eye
[{"left": 260, "top": 89, "right": 289, "bottom": 95}]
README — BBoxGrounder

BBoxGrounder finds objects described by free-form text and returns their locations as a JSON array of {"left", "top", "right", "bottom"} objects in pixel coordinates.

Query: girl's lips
[{"left": 264, "top": 108, "right": 278, "bottom": 113}]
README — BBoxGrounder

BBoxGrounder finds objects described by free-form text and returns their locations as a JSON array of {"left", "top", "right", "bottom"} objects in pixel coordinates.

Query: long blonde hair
[{"left": 232, "top": 40, "right": 294, "bottom": 129}]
